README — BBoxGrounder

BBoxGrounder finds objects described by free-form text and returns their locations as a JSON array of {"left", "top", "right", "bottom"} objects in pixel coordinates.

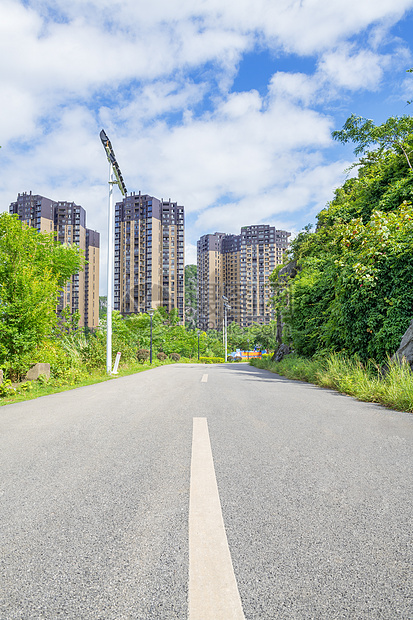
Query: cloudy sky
[{"left": 1, "top": 0, "right": 413, "bottom": 293}]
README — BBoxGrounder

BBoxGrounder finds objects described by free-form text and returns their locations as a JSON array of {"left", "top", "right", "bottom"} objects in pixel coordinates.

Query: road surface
[{"left": 1, "top": 363, "right": 412, "bottom": 619}]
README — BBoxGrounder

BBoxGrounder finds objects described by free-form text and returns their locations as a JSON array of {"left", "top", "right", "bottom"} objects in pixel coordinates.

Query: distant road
[{"left": 1, "top": 363, "right": 412, "bottom": 619}]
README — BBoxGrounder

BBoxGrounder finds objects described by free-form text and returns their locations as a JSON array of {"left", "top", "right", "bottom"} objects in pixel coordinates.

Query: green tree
[
  {"left": 185, "top": 264, "right": 197, "bottom": 329},
  {"left": 332, "top": 114, "right": 413, "bottom": 169},
  {"left": 0, "top": 214, "right": 84, "bottom": 370},
  {"left": 99, "top": 296, "right": 107, "bottom": 319},
  {"left": 272, "top": 112, "right": 413, "bottom": 362}
]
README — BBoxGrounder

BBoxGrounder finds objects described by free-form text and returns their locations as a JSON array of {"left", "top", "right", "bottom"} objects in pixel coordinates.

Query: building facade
[
  {"left": 197, "top": 225, "right": 290, "bottom": 330},
  {"left": 9, "top": 192, "right": 100, "bottom": 329},
  {"left": 197, "top": 232, "right": 226, "bottom": 331},
  {"left": 114, "top": 192, "right": 185, "bottom": 322}
]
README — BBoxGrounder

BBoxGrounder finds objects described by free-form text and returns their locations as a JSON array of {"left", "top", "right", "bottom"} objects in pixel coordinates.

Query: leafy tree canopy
[
  {"left": 0, "top": 214, "right": 84, "bottom": 366},
  {"left": 272, "top": 112, "right": 413, "bottom": 362},
  {"left": 332, "top": 114, "right": 413, "bottom": 169}
]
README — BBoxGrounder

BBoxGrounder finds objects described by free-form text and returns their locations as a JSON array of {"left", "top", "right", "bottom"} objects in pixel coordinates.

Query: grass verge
[
  {"left": 250, "top": 352, "right": 413, "bottom": 413},
  {"left": 0, "top": 357, "right": 198, "bottom": 406}
]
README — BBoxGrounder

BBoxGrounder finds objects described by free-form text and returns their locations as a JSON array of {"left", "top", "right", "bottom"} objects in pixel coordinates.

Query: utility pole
[
  {"left": 222, "top": 295, "right": 230, "bottom": 362},
  {"left": 100, "top": 130, "right": 127, "bottom": 375},
  {"left": 148, "top": 308, "right": 155, "bottom": 364}
]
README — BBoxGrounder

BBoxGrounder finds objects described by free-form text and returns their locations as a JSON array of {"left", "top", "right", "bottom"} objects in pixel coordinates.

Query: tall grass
[
  {"left": 0, "top": 355, "right": 199, "bottom": 406},
  {"left": 251, "top": 352, "right": 413, "bottom": 413}
]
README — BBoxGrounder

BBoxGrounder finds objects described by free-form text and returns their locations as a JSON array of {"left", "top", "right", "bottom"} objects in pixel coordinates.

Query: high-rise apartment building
[
  {"left": 9, "top": 192, "right": 100, "bottom": 329},
  {"left": 85, "top": 230, "right": 100, "bottom": 329},
  {"left": 197, "top": 232, "right": 226, "bottom": 331},
  {"left": 114, "top": 192, "right": 185, "bottom": 322},
  {"left": 197, "top": 225, "right": 290, "bottom": 329},
  {"left": 8, "top": 193, "right": 55, "bottom": 234}
]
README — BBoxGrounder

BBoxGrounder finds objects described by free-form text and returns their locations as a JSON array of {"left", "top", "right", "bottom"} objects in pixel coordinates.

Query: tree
[
  {"left": 332, "top": 114, "right": 413, "bottom": 169},
  {"left": 99, "top": 296, "right": 107, "bottom": 319},
  {"left": 185, "top": 264, "right": 197, "bottom": 329},
  {"left": 0, "top": 214, "right": 84, "bottom": 368},
  {"left": 271, "top": 112, "right": 413, "bottom": 362}
]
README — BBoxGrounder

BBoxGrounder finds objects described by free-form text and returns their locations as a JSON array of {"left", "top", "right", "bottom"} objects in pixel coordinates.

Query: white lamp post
[
  {"left": 100, "top": 130, "right": 127, "bottom": 374},
  {"left": 147, "top": 307, "right": 155, "bottom": 364},
  {"left": 222, "top": 295, "right": 230, "bottom": 362}
]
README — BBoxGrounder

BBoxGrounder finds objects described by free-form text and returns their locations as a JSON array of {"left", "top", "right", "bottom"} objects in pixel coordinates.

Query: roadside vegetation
[
  {"left": 185, "top": 264, "right": 197, "bottom": 329},
  {"left": 265, "top": 112, "right": 413, "bottom": 413},
  {"left": 251, "top": 354, "right": 413, "bottom": 413},
  {"left": 2, "top": 111, "right": 413, "bottom": 412},
  {"left": 271, "top": 113, "right": 413, "bottom": 363},
  {"left": 0, "top": 216, "right": 277, "bottom": 405},
  {"left": 0, "top": 311, "right": 275, "bottom": 405}
]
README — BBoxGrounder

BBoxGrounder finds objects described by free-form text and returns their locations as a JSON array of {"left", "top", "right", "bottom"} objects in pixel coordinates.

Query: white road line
[
  {"left": 188, "top": 417, "right": 245, "bottom": 620},
  {"left": 201, "top": 374, "right": 208, "bottom": 383}
]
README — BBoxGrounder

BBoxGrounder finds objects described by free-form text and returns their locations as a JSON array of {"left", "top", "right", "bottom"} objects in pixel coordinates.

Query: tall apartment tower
[
  {"left": 9, "top": 192, "right": 100, "bottom": 329},
  {"left": 85, "top": 230, "right": 100, "bottom": 328},
  {"left": 239, "top": 225, "right": 290, "bottom": 327},
  {"left": 197, "top": 225, "right": 290, "bottom": 329},
  {"left": 197, "top": 232, "right": 226, "bottom": 331},
  {"left": 8, "top": 193, "right": 55, "bottom": 234},
  {"left": 114, "top": 192, "right": 185, "bottom": 322}
]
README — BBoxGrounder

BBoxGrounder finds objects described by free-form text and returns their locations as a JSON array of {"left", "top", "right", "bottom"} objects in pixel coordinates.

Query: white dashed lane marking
[
  {"left": 201, "top": 374, "right": 208, "bottom": 383},
  {"left": 188, "top": 417, "right": 245, "bottom": 620}
]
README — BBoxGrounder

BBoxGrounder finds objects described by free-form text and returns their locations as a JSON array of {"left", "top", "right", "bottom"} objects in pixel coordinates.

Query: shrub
[
  {"left": 6, "top": 338, "right": 87, "bottom": 383},
  {"left": 170, "top": 353, "right": 181, "bottom": 362},
  {"left": 82, "top": 333, "right": 106, "bottom": 370},
  {"left": 200, "top": 356, "right": 225, "bottom": 364},
  {"left": 0, "top": 379, "right": 16, "bottom": 397},
  {"left": 157, "top": 352, "right": 167, "bottom": 361},
  {"left": 251, "top": 352, "right": 413, "bottom": 413},
  {"left": 137, "top": 348, "right": 150, "bottom": 362}
]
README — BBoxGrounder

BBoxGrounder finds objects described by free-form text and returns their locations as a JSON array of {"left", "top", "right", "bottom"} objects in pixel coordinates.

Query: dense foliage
[
  {"left": 185, "top": 264, "right": 197, "bottom": 329},
  {"left": 0, "top": 214, "right": 83, "bottom": 376},
  {"left": 272, "top": 115, "right": 413, "bottom": 363},
  {"left": 97, "top": 309, "right": 277, "bottom": 362}
]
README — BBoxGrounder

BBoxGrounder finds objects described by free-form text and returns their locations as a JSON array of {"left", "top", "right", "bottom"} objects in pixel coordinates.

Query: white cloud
[
  {"left": 193, "top": 160, "right": 351, "bottom": 234},
  {"left": 402, "top": 73, "right": 413, "bottom": 101},
  {"left": 268, "top": 72, "right": 320, "bottom": 106},
  {"left": 27, "top": 0, "right": 413, "bottom": 55},
  {"left": 185, "top": 242, "right": 198, "bottom": 265},
  {"left": 114, "top": 88, "right": 334, "bottom": 221},
  {"left": 318, "top": 44, "right": 391, "bottom": 90},
  {"left": 2, "top": 0, "right": 413, "bottom": 294}
]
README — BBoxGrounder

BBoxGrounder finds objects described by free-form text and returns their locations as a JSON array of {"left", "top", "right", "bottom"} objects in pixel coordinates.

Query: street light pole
[
  {"left": 222, "top": 295, "right": 230, "bottom": 362},
  {"left": 106, "top": 162, "right": 114, "bottom": 375},
  {"left": 197, "top": 331, "right": 200, "bottom": 361},
  {"left": 100, "top": 130, "right": 127, "bottom": 375},
  {"left": 148, "top": 307, "right": 155, "bottom": 364}
]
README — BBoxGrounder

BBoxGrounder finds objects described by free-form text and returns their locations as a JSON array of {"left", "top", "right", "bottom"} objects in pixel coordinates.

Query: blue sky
[{"left": 1, "top": 0, "right": 413, "bottom": 293}]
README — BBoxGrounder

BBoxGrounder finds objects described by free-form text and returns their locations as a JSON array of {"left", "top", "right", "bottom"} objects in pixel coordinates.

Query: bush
[
  {"left": 170, "top": 353, "right": 181, "bottom": 362},
  {"left": 6, "top": 337, "right": 87, "bottom": 384},
  {"left": 82, "top": 333, "right": 106, "bottom": 370},
  {"left": 251, "top": 352, "right": 413, "bottom": 412},
  {"left": 137, "top": 348, "right": 150, "bottom": 362},
  {"left": 157, "top": 352, "right": 167, "bottom": 361},
  {"left": 200, "top": 356, "right": 225, "bottom": 364},
  {"left": 0, "top": 378, "right": 16, "bottom": 397}
]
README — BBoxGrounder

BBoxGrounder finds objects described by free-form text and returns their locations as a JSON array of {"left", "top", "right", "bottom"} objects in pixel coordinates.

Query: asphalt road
[{"left": 0, "top": 363, "right": 412, "bottom": 619}]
